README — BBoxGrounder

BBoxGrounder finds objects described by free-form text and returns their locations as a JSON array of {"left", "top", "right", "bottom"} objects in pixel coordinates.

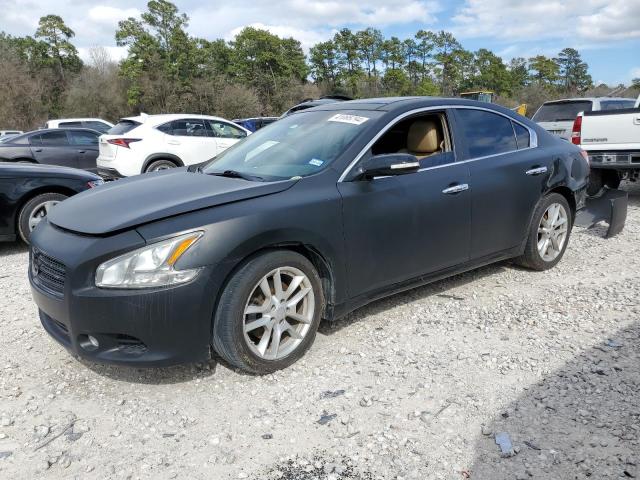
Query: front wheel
[
  {"left": 516, "top": 193, "right": 573, "bottom": 271},
  {"left": 18, "top": 193, "right": 68, "bottom": 244},
  {"left": 212, "top": 250, "right": 324, "bottom": 374}
]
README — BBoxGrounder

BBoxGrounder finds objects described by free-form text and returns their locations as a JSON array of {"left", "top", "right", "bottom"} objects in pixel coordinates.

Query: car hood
[
  {"left": 47, "top": 170, "right": 297, "bottom": 235},
  {"left": 0, "top": 162, "right": 101, "bottom": 180}
]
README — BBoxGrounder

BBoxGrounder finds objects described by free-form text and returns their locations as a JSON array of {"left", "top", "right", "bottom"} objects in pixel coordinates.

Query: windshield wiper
[{"left": 208, "top": 170, "right": 263, "bottom": 181}]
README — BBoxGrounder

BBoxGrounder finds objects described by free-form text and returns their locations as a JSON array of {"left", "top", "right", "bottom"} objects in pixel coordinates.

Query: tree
[
  {"left": 555, "top": 48, "right": 592, "bottom": 93},
  {"left": 415, "top": 30, "right": 436, "bottom": 80},
  {"left": 333, "top": 28, "right": 363, "bottom": 94},
  {"left": 432, "top": 31, "right": 463, "bottom": 95},
  {"left": 35, "top": 14, "right": 82, "bottom": 78},
  {"left": 632, "top": 78, "right": 640, "bottom": 89},
  {"left": 467, "top": 49, "right": 512, "bottom": 95},
  {"left": 356, "top": 28, "right": 383, "bottom": 78},
  {"left": 508, "top": 57, "right": 529, "bottom": 89},
  {"left": 309, "top": 40, "right": 340, "bottom": 86},
  {"left": 528, "top": 55, "right": 559, "bottom": 87}
]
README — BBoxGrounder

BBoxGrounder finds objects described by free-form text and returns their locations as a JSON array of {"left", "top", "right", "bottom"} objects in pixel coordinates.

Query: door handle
[
  {"left": 34, "top": 148, "right": 42, "bottom": 152},
  {"left": 634, "top": 116, "right": 640, "bottom": 125},
  {"left": 77, "top": 150, "right": 86, "bottom": 154},
  {"left": 167, "top": 140, "right": 180, "bottom": 145},
  {"left": 442, "top": 184, "right": 469, "bottom": 194},
  {"left": 526, "top": 166, "right": 548, "bottom": 176}
]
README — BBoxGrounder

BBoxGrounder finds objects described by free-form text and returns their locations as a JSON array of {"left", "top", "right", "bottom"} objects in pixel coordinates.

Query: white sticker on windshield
[
  {"left": 328, "top": 114, "right": 369, "bottom": 125},
  {"left": 309, "top": 158, "right": 324, "bottom": 167}
]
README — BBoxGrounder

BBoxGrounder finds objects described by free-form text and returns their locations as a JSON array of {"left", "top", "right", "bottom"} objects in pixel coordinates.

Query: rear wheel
[
  {"left": 212, "top": 250, "right": 324, "bottom": 374},
  {"left": 516, "top": 193, "right": 572, "bottom": 271},
  {"left": 145, "top": 159, "right": 177, "bottom": 173},
  {"left": 18, "top": 193, "right": 67, "bottom": 244},
  {"left": 587, "top": 169, "right": 620, "bottom": 196}
]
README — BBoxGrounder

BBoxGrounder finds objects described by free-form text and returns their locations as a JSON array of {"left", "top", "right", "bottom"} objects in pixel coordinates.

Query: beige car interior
[{"left": 371, "top": 113, "right": 450, "bottom": 161}]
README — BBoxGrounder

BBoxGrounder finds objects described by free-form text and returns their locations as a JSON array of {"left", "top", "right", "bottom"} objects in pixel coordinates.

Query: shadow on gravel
[
  {"left": 469, "top": 321, "right": 640, "bottom": 479},
  {"left": 0, "top": 242, "right": 28, "bottom": 256},
  {"left": 319, "top": 261, "right": 509, "bottom": 335},
  {"left": 80, "top": 358, "right": 219, "bottom": 384}
]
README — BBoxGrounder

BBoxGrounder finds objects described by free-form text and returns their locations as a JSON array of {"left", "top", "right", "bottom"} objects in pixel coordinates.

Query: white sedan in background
[{"left": 97, "top": 114, "right": 250, "bottom": 178}]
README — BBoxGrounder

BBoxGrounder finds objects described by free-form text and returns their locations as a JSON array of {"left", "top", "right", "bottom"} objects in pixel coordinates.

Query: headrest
[{"left": 407, "top": 119, "right": 442, "bottom": 153}]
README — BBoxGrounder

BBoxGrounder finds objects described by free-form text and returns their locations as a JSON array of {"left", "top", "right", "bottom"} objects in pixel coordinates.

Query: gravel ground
[{"left": 0, "top": 184, "right": 639, "bottom": 480}]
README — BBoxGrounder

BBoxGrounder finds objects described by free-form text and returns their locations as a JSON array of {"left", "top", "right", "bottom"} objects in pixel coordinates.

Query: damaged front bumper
[{"left": 575, "top": 188, "right": 628, "bottom": 238}]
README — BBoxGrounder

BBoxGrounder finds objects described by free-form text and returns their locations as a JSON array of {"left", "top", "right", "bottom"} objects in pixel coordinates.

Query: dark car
[
  {"left": 0, "top": 128, "right": 101, "bottom": 172},
  {"left": 29, "top": 97, "right": 590, "bottom": 374},
  {"left": 281, "top": 95, "right": 352, "bottom": 116},
  {"left": 0, "top": 163, "right": 103, "bottom": 243},
  {"left": 232, "top": 117, "right": 279, "bottom": 132}
]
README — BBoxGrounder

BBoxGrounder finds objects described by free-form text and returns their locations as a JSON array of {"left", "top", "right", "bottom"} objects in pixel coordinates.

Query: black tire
[
  {"left": 18, "top": 192, "right": 68, "bottom": 244},
  {"left": 212, "top": 250, "right": 324, "bottom": 374},
  {"left": 516, "top": 193, "right": 573, "bottom": 271},
  {"left": 145, "top": 159, "right": 177, "bottom": 173}
]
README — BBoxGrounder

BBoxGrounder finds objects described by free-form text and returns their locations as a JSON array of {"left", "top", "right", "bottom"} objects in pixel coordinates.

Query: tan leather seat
[{"left": 399, "top": 119, "right": 443, "bottom": 159}]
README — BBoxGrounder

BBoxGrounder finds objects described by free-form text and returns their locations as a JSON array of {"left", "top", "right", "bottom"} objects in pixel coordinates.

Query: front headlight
[{"left": 95, "top": 232, "right": 203, "bottom": 288}]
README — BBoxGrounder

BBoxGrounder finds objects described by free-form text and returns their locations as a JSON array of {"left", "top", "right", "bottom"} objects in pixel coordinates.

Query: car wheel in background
[
  {"left": 18, "top": 192, "right": 68, "bottom": 244},
  {"left": 516, "top": 193, "right": 573, "bottom": 271},
  {"left": 212, "top": 250, "right": 324, "bottom": 374},
  {"left": 145, "top": 159, "right": 177, "bottom": 173}
]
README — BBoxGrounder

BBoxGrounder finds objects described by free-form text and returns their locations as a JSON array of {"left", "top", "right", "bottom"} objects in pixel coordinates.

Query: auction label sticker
[{"left": 328, "top": 114, "right": 369, "bottom": 125}]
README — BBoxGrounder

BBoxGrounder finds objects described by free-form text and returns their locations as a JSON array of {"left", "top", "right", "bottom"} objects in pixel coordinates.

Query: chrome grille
[{"left": 31, "top": 247, "right": 66, "bottom": 296}]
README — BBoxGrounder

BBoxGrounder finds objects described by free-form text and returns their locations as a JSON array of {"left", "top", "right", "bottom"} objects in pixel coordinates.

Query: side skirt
[{"left": 329, "top": 246, "right": 521, "bottom": 321}]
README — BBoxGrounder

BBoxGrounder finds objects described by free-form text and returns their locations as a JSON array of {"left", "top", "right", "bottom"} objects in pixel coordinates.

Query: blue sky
[{"left": 1, "top": 0, "right": 638, "bottom": 85}]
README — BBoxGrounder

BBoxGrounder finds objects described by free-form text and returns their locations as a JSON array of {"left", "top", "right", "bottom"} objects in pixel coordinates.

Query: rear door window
[
  {"left": 532, "top": 101, "right": 593, "bottom": 122},
  {"left": 108, "top": 120, "right": 141, "bottom": 135},
  {"left": 454, "top": 109, "right": 517, "bottom": 158},
  {"left": 599, "top": 100, "right": 636, "bottom": 110},
  {"left": 36, "top": 131, "right": 69, "bottom": 146},
  {"left": 68, "top": 130, "right": 99, "bottom": 145}
]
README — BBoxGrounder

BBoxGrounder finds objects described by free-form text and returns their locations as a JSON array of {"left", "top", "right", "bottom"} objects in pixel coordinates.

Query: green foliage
[{"left": 555, "top": 48, "right": 593, "bottom": 93}]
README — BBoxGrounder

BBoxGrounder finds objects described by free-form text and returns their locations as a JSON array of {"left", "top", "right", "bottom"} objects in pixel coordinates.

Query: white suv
[{"left": 97, "top": 114, "right": 250, "bottom": 178}]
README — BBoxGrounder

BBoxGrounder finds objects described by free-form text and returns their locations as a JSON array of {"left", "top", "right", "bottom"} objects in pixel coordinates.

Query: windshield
[
  {"left": 533, "top": 101, "right": 592, "bottom": 122},
  {"left": 203, "top": 110, "right": 379, "bottom": 180}
]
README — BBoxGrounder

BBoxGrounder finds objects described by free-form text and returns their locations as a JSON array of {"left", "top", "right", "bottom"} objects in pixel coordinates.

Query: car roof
[
  {"left": 541, "top": 97, "right": 636, "bottom": 104},
  {"left": 47, "top": 118, "right": 112, "bottom": 124},
  {"left": 120, "top": 113, "right": 234, "bottom": 124},
  {"left": 304, "top": 96, "right": 514, "bottom": 113}
]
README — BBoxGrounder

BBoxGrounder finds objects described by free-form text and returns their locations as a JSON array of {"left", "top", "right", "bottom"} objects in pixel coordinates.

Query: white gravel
[{"left": 1, "top": 184, "right": 639, "bottom": 480}]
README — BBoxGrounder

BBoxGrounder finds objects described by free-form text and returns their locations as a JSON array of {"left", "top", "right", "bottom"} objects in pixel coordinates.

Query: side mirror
[{"left": 360, "top": 153, "right": 420, "bottom": 179}]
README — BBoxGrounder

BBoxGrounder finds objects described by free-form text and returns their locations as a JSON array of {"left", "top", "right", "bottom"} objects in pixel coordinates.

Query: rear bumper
[
  {"left": 587, "top": 151, "right": 640, "bottom": 169},
  {"left": 98, "top": 167, "right": 125, "bottom": 180},
  {"left": 28, "top": 221, "right": 216, "bottom": 367},
  {"left": 575, "top": 188, "right": 628, "bottom": 238}
]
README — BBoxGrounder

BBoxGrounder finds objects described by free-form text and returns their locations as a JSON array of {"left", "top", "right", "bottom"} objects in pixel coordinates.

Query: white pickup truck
[{"left": 574, "top": 95, "right": 640, "bottom": 194}]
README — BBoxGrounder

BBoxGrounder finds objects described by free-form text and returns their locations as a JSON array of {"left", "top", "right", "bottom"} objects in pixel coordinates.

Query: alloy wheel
[
  {"left": 243, "top": 266, "right": 315, "bottom": 360},
  {"left": 28, "top": 201, "right": 59, "bottom": 231},
  {"left": 537, "top": 202, "right": 569, "bottom": 262}
]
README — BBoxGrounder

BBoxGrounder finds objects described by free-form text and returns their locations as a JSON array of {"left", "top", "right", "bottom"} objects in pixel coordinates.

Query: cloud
[
  {"left": 87, "top": 6, "right": 141, "bottom": 25},
  {"left": 452, "top": 0, "right": 640, "bottom": 42}
]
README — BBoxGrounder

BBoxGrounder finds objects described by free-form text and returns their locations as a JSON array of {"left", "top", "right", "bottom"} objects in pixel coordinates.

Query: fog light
[{"left": 78, "top": 334, "right": 100, "bottom": 351}]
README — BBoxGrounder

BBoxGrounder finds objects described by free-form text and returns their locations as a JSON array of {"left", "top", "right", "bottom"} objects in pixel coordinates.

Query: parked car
[
  {"left": 532, "top": 97, "right": 636, "bottom": 140},
  {"left": 0, "top": 130, "right": 23, "bottom": 137},
  {"left": 232, "top": 117, "right": 278, "bottom": 132},
  {"left": 573, "top": 95, "right": 640, "bottom": 194},
  {"left": 30, "top": 97, "right": 591, "bottom": 373},
  {"left": 0, "top": 163, "right": 103, "bottom": 243},
  {"left": 97, "top": 114, "right": 251, "bottom": 179},
  {"left": 0, "top": 133, "right": 22, "bottom": 143},
  {"left": 44, "top": 118, "right": 113, "bottom": 134},
  {"left": 281, "top": 95, "right": 352, "bottom": 117},
  {"left": 0, "top": 128, "right": 101, "bottom": 172}
]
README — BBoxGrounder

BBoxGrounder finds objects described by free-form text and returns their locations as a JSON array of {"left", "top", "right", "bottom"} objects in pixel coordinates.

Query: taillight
[
  {"left": 107, "top": 138, "right": 141, "bottom": 148},
  {"left": 571, "top": 115, "right": 582, "bottom": 145},
  {"left": 87, "top": 179, "right": 104, "bottom": 188}
]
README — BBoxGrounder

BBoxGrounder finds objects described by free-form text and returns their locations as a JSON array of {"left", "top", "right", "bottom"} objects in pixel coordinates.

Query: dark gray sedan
[
  {"left": 0, "top": 128, "right": 101, "bottom": 172},
  {"left": 29, "top": 97, "right": 592, "bottom": 374}
]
